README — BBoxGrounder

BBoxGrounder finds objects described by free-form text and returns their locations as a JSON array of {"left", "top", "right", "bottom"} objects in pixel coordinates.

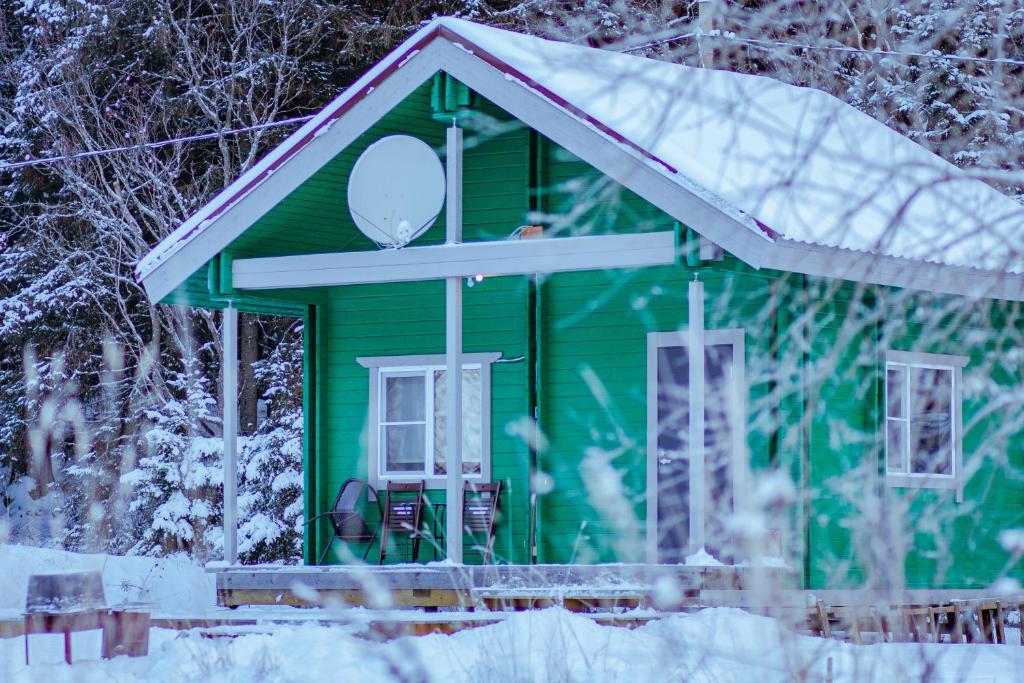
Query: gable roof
[{"left": 138, "top": 17, "right": 1024, "bottom": 303}]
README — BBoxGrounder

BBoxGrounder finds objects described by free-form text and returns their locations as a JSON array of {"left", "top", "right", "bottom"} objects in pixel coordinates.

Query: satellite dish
[{"left": 347, "top": 135, "right": 446, "bottom": 248}]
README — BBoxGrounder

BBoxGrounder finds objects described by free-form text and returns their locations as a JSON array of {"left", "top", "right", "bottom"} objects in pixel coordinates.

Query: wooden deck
[
  {"left": 208, "top": 564, "right": 1024, "bottom": 645},
  {"left": 213, "top": 563, "right": 799, "bottom": 609},
  {"left": 4, "top": 566, "right": 1022, "bottom": 644},
  {"left": 5, "top": 565, "right": 1019, "bottom": 646}
]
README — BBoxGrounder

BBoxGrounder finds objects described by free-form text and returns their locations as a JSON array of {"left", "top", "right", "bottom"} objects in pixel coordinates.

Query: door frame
[{"left": 645, "top": 328, "right": 747, "bottom": 564}]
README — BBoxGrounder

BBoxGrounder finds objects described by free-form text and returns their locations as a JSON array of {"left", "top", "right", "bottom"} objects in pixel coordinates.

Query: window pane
[
  {"left": 886, "top": 366, "right": 906, "bottom": 418},
  {"left": 383, "top": 424, "right": 426, "bottom": 472},
  {"left": 384, "top": 374, "right": 425, "bottom": 422},
  {"left": 886, "top": 420, "right": 906, "bottom": 472},
  {"left": 656, "top": 345, "right": 689, "bottom": 563},
  {"left": 433, "top": 368, "right": 483, "bottom": 475},
  {"left": 909, "top": 367, "right": 953, "bottom": 475},
  {"left": 656, "top": 346, "right": 689, "bottom": 456}
]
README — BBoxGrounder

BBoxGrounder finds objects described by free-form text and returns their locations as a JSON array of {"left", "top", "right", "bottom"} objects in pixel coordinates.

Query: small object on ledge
[{"left": 519, "top": 225, "right": 544, "bottom": 239}]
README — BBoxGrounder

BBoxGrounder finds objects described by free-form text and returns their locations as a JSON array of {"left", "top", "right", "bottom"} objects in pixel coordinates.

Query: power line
[
  {"left": 623, "top": 30, "right": 1024, "bottom": 68},
  {"left": 722, "top": 34, "right": 1024, "bottom": 68},
  {"left": 0, "top": 114, "right": 315, "bottom": 172},
  {"left": 621, "top": 31, "right": 697, "bottom": 54},
  {"left": 5, "top": 31, "right": 1021, "bottom": 174}
]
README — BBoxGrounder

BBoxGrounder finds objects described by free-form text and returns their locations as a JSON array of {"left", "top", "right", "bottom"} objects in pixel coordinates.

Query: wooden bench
[
  {"left": 24, "top": 608, "right": 150, "bottom": 664},
  {"left": 23, "top": 571, "right": 150, "bottom": 664},
  {"left": 810, "top": 598, "right": 1019, "bottom": 644}
]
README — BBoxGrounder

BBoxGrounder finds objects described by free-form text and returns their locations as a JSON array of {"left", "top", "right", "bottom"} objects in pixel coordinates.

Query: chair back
[
  {"left": 384, "top": 481, "right": 425, "bottom": 533},
  {"left": 463, "top": 481, "right": 501, "bottom": 534},
  {"left": 329, "top": 478, "right": 379, "bottom": 540},
  {"left": 379, "top": 481, "right": 426, "bottom": 563}
]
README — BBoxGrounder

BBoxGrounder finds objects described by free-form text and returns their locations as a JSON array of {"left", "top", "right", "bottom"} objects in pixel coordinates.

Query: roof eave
[{"left": 764, "top": 238, "right": 1024, "bottom": 301}]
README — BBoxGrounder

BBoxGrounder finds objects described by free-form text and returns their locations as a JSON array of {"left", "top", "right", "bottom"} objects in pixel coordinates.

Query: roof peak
[{"left": 137, "top": 16, "right": 1024, "bottom": 303}]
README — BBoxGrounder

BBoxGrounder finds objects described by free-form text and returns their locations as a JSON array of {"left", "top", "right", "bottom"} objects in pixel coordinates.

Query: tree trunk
[{"left": 239, "top": 314, "right": 259, "bottom": 434}]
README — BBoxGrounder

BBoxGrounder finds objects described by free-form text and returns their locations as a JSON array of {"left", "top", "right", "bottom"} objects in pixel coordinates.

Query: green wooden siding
[
  {"left": 323, "top": 276, "right": 531, "bottom": 563},
  {"left": 162, "top": 74, "right": 1022, "bottom": 586}
]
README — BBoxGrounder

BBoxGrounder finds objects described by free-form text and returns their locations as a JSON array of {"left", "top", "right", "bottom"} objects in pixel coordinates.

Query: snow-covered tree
[
  {"left": 121, "top": 347, "right": 222, "bottom": 560},
  {"left": 237, "top": 321, "right": 304, "bottom": 564}
]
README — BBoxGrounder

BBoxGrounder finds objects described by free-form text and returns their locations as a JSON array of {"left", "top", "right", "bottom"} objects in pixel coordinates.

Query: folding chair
[
  {"left": 463, "top": 481, "right": 502, "bottom": 564},
  {"left": 304, "top": 478, "right": 382, "bottom": 564},
  {"left": 379, "top": 481, "right": 426, "bottom": 564}
]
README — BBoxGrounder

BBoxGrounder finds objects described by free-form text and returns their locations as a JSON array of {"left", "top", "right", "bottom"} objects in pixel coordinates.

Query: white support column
[
  {"left": 445, "top": 123, "right": 464, "bottom": 563},
  {"left": 223, "top": 303, "right": 239, "bottom": 566},
  {"left": 688, "top": 279, "right": 705, "bottom": 554},
  {"left": 697, "top": 0, "right": 716, "bottom": 68}
]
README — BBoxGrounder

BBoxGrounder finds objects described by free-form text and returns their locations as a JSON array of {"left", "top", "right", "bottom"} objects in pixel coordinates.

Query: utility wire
[
  {"left": 5, "top": 31, "right": 1022, "bottom": 173},
  {"left": 723, "top": 34, "right": 1024, "bottom": 68},
  {"left": 623, "top": 30, "right": 1024, "bottom": 68},
  {"left": 0, "top": 114, "right": 315, "bottom": 172}
]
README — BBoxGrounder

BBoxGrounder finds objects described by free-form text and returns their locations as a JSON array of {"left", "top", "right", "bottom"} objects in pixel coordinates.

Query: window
[
  {"left": 379, "top": 365, "right": 482, "bottom": 477},
  {"left": 358, "top": 353, "right": 499, "bottom": 488},
  {"left": 884, "top": 350, "right": 967, "bottom": 495}
]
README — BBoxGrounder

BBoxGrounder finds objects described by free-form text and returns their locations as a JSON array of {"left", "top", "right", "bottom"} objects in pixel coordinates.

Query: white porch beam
[
  {"left": 445, "top": 124, "right": 464, "bottom": 564},
  {"left": 231, "top": 231, "right": 676, "bottom": 290},
  {"left": 222, "top": 303, "right": 239, "bottom": 566},
  {"left": 687, "top": 279, "right": 705, "bottom": 555}
]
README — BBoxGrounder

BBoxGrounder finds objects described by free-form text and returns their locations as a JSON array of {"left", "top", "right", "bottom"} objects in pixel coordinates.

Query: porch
[
  {"left": 200, "top": 564, "right": 1023, "bottom": 647},
  {"left": 212, "top": 562, "right": 797, "bottom": 610}
]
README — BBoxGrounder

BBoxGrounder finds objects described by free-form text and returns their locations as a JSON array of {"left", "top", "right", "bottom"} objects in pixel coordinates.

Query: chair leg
[
  {"left": 379, "top": 524, "right": 389, "bottom": 564},
  {"left": 484, "top": 534, "right": 496, "bottom": 565},
  {"left": 317, "top": 534, "right": 336, "bottom": 565},
  {"left": 362, "top": 527, "right": 380, "bottom": 562},
  {"left": 411, "top": 531, "right": 421, "bottom": 562}
]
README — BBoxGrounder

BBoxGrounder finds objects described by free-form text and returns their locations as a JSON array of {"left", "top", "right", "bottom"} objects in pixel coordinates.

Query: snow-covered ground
[
  {"left": 2, "top": 544, "right": 1023, "bottom": 682},
  {"left": 4, "top": 606, "right": 1023, "bottom": 682}
]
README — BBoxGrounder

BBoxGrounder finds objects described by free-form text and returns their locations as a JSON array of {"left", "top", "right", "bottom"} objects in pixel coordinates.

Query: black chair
[
  {"left": 379, "top": 481, "right": 426, "bottom": 564},
  {"left": 305, "top": 478, "right": 382, "bottom": 564},
  {"left": 463, "top": 481, "right": 502, "bottom": 564}
]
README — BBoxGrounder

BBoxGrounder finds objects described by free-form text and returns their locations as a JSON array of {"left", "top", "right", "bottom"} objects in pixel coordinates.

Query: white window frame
[
  {"left": 358, "top": 353, "right": 499, "bottom": 489},
  {"left": 884, "top": 350, "right": 966, "bottom": 501}
]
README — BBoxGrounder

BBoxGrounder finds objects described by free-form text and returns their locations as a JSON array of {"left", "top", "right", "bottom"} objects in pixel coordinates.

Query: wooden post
[
  {"left": 688, "top": 278, "right": 705, "bottom": 554},
  {"left": 223, "top": 303, "right": 239, "bottom": 566},
  {"left": 445, "top": 123, "right": 464, "bottom": 564},
  {"left": 995, "top": 602, "right": 1005, "bottom": 644},
  {"left": 816, "top": 600, "right": 831, "bottom": 638},
  {"left": 951, "top": 601, "right": 966, "bottom": 643},
  {"left": 848, "top": 607, "right": 862, "bottom": 645}
]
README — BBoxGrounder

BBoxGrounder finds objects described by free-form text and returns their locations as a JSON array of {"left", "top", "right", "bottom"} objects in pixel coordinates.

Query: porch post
[
  {"left": 223, "top": 302, "right": 239, "bottom": 565},
  {"left": 688, "top": 279, "right": 705, "bottom": 554},
  {"left": 445, "top": 123, "right": 464, "bottom": 563}
]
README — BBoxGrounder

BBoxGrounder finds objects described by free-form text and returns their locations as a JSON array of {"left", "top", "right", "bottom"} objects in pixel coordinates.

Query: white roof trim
[
  {"left": 137, "top": 17, "right": 1024, "bottom": 302},
  {"left": 138, "top": 35, "right": 448, "bottom": 303}
]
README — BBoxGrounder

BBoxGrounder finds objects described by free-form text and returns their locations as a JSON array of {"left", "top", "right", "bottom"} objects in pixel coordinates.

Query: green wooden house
[{"left": 138, "top": 19, "right": 1024, "bottom": 590}]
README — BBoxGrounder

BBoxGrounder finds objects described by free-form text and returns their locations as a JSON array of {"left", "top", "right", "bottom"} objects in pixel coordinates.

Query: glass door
[{"left": 654, "top": 334, "right": 742, "bottom": 564}]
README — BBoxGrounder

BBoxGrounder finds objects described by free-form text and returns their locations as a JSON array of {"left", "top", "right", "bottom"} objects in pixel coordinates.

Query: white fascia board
[
  {"left": 232, "top": 231, "right": 676, "bottom": 289},
  {"left": 430, "top": 41, "right": 773, "bottom": 269},
  {"left": 765, "top": 238, "right": 1024, "bottom": 301},
  {"left": 139, "top": 41, "right": 450, "bottom": 304}
]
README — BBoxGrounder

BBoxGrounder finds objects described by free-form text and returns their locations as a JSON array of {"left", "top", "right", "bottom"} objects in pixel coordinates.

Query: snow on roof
[
  {"left": 443, "top": 18, "right": 1024, "bottom": 273},
  {"left": 137, "top": 18, "right": 1024, "bottom": 289}
]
